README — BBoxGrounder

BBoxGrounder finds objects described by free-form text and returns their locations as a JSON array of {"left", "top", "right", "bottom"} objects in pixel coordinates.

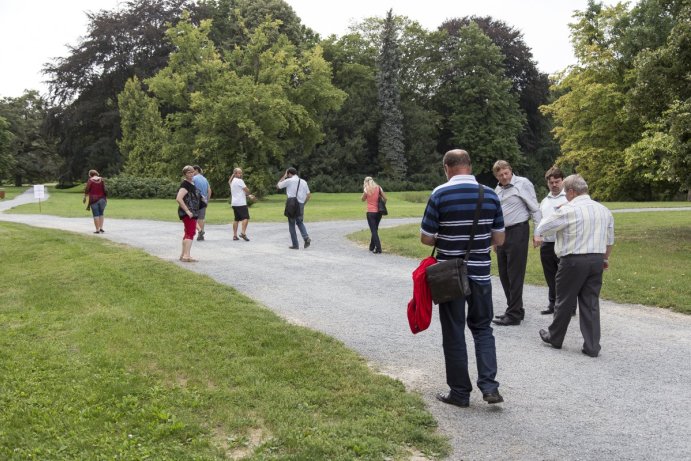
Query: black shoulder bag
[
  {"left": 284, "top": 178, "right": 301, "bottom": 218},
  {"left": 425, "top": 185, "right": 484, "bottom": 304},
  {"left": 377, "top": 187, "right": 388, "bottom": 215}
]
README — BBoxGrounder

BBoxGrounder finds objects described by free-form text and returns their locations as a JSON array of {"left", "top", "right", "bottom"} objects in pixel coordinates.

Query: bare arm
[
  {"left": 305, "top": 192, "right": 311, "bottom": 203},
  {"left": 420, "top": 233, "right": 436, "bottom": 247},
  {"left": 176, "top": 188, "right": 192, "bottom": 218}
]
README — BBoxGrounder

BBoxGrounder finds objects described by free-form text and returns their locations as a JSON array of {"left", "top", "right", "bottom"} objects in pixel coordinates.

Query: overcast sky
[{"left": 0, "top": 0, "right": 620, "bottom": 99}]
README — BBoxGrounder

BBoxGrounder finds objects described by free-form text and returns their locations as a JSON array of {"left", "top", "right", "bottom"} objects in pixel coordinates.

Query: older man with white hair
[{"left": 536, "top": 174, "right": 614, "bottom": 357}]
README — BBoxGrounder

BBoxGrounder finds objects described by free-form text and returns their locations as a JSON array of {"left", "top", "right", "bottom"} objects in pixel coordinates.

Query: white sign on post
[{"left": 33, "top": 184, "right": 45, "bottom": 199}]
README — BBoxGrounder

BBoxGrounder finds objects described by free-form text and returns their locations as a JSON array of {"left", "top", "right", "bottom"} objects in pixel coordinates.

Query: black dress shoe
[
  {"left": 494, "top": 313, "right": 507, "bottom": 319},
  {"left": 492, "top": 317, "right": 521, "bottom": 326},
  {"left": 539, "top": 329, "right": 561, "bottom": 349},
  {"left": 435, "top": 392, "right": 469, "bottom": 408},
  {"left": 581, "top": 348, "right": 598, "bottom": 358},
  {"left": 540, "top": 307, "right": 555, "bottom": 315},
  {"left": 482, "top": 392, "right": 504, "bottom": 404}
]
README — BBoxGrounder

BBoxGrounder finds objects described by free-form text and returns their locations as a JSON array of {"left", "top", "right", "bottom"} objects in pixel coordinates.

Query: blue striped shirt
[{"left": 421, "top": 175, "right": 505, "bottom": 284}]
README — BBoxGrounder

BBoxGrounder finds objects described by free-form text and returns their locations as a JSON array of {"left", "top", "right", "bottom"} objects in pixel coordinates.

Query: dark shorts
[{"left": 232, "top": 205, "right": 250, "bottom": 221}]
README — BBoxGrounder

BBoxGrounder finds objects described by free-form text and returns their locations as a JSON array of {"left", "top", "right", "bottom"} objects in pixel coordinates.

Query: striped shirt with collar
[
  {"left": 495, "top": 174, "right": 542, "bottom": 235},
  {"left": 538, "top": 190, "right": 568, "bottom": 243},
  {"left": 536, "top": 194, "right": 614, "bottom": 257},
  {"left": 421, "top": 175, "right": 505, "bottom": 285}
]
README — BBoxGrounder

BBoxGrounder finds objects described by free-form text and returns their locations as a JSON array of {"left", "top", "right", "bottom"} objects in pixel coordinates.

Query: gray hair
[{"left": 562, "top": 174, "right": 588, "bottom": 195}]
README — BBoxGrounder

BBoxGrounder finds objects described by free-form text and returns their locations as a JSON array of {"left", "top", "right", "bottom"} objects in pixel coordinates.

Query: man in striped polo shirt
[
  {"left": 421, "top": 149, "right": 506, "bottom": 407},
  {"left": 536, "top": 174, "right": 614, "bottom": 357}
]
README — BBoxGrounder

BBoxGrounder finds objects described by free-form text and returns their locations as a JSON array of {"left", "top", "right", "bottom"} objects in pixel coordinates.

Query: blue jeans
[
  {"left": 288, "top": 203, "right": 309, "bottom": 247},
  {"left": 438, "top": 281, "right": 499, "bottom": 402}
]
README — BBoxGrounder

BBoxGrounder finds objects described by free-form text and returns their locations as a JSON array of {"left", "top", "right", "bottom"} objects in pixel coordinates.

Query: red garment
[
  {"left": 407, "top": 256, "right": 437, "bottom": 334},
  {"left": 85, "top": 178, "right": 107, "bottom": 205}
]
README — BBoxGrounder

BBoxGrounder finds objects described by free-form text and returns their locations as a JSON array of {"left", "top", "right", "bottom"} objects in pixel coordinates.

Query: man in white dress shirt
[
  {"left": 277, "top": 167, "right": 312, "bottom": 249},
  {"left": 536, "top": 166, "right": 568, "bottom": 315}
]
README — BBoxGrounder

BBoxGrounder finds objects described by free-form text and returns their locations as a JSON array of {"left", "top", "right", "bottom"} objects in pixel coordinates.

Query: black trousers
[
  {"left": 540, "top": 242, "right": 560, "bottom": 309},
  {"left": 496, "top": 221, "right": 529, "bottom": 321},
  {"left": 548, "top": 253, "right": 604, "bottom": 355},
  {"left": 366, "top": 212, "right": 382, "bottom": 252}
]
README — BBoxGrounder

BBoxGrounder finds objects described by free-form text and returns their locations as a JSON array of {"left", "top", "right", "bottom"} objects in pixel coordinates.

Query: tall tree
[
  {"left": 119, "top": 14, "right": 345, "bottom": 194},
  {"left": 0, "top": 116, "right": 16, "bottom": 184},
  {"left": 376, "top": 9, "right": 406, "bottom": 180},
  {"left": 440, "top": 16, "right": 558, "bottom": 184},
  {"left": 44, "top": 0, "right": 192, "bottom": 182},
  {"left": 0, "top": 91, "right": 60, "bottom": 186},
  {"left": 544, "top": 0, "right": 689, "bottom": 200},
  {"left": 435, "top": 22, "right": 525, "bottom": 177}
]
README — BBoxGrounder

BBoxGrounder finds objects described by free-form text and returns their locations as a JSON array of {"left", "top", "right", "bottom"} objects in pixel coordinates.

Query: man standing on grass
[
  {"left": 420, "top": 149, "right": 505, "bottom": 407},
  {"left": 229, "top": 168, "right": 255, "bottom": 241},
  {"left": 192, "top": 165, "right": 211, "bottom": 241},
  {"left": 536, "top": 174, "right": 614, "bottom": 357},
  {"left": 536, "top": 166, "right": 568, "bottom": 315},
  {"left": 492, "top": 160, "right": 542, "bottom": 326},
  {"left": 277, "top": 167, "right": 311, "bottom": 250}
]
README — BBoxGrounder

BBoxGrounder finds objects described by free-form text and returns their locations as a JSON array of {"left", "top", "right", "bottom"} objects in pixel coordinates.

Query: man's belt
[{"left": 505, "top": 220, "right": 528, "bottom": 230}]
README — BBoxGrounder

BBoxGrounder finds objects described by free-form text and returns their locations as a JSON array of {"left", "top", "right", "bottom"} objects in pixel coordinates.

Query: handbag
[
  {"left": 284, "top": 178, "right": 301, "bottom": 218},
  {"left": 425, "top": 185, "right": 484, "bottom": 304},
  {"left": 377, "top": 187, "right": 388, "bottom": 215}
]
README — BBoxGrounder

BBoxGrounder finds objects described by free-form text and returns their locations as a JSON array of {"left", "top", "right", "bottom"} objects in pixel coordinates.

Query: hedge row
[{"left": 106, "top": 175, "right": 180, "bottom": 199}]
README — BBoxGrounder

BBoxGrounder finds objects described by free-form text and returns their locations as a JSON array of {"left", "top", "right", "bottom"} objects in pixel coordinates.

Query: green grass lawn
[
  {"left": 6, "top": 186, "right": 429, "bottom": 223},
  {"left": 0, "top": 186, "right": 30, "bottom": 201},
  {"left": 349, "top": 212, "right": 691, "bottom": 313},
  {"left": 0, "top": 222, "right": 448, "bottom": 460}
]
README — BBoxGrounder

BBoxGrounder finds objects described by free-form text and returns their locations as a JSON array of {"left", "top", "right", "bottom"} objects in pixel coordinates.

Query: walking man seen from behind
[
  {"left": 536, "top": 166, "right": 568, "bottom": 315},
  {"left": 536, "top": 174, "right": 614, "bottom": 357},
  {"left": 492, "top": 160, "right": 542, "bottom": 326},
  {"left": 277, "top": 167, "right": 311, "bottom": 249},
  {"left": 420, "top": 149, "right": 505, "bottom": 407},
  {"left": 192, "top": 165, "right": 211, "bottom": 241}
]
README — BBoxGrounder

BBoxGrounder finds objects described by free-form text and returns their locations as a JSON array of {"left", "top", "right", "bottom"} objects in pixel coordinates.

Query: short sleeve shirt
[
  {"left": 421, "top": 175, "right": 505, "bottom": 285},
  {"left": 230, "top": 178, "right": 247, "bottom": 206}
]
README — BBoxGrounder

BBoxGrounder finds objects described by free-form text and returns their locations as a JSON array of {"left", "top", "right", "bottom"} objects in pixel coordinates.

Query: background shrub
[{"left": 106, "top": 175, "right": 179, "bottom": 199}]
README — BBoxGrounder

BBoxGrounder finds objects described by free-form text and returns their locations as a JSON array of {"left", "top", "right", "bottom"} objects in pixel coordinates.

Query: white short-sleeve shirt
[{"left": 230, "top": 178, "right": 247, "bottom": 206}]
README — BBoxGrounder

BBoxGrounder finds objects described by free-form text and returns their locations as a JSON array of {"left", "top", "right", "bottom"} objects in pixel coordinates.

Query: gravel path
[{"left": 2, "top": 191, "right": 690, "bottom": 460}]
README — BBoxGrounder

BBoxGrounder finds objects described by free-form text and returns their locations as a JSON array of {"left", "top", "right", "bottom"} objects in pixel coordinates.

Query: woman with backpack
[{"left": 176, "top": 165, "right": 203, "bottom": 262}]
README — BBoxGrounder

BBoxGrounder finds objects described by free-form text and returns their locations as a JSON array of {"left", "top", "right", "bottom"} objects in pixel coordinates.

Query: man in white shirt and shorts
[{"left": 229, "top": 168, "right": 254, "bottom": 241}]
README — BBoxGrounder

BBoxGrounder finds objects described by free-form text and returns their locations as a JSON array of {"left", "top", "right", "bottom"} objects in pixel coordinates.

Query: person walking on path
[
  {"left": 229, "top": 168, "right": 255, "bottom": 241},
  {"left": 361, "top": 176, "right": 386, "bottom": 254},
  {"left": 277, "top": 167, "right": 311, "bottom": 250},
  {"left": 192, "top": 165, "right": 211, "bottom": 241},
  {"left": 536, "top": 174, "right": 614, "bottom": 358},
  {"left": 492, "top": 160, "right": 542, "bottom": 326},
  {"left": 420, "top": 149, "right": 506, "bottom": 407},
  {"left": 83, "top": 169, "right": 107, "bottom": 234},
  {"left": 536, "top": 166, "right": 568, "bottom": 315},
  {"left": 176, "top": 165, "right": 204, "bottom": 262}
]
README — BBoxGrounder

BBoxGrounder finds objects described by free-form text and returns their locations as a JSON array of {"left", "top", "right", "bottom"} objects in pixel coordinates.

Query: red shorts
[{"left": 182, "top": 216, "right": 197, "bottom": 240}]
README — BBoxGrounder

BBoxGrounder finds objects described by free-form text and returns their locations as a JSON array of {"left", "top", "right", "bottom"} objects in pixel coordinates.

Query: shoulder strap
[{"left": 431, "top": 185, "right": 484, "bottom": 259}]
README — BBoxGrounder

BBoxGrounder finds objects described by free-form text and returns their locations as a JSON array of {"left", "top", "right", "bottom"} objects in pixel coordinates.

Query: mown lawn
[
  {"left": 0, "top": 222, "right": 449, "bottom": 460},
  {"left": 6, "top": 186, "right": 430, "bottom": 223},
  {"left": 349, "top": 212, "right": 691, "bottom": 313}
]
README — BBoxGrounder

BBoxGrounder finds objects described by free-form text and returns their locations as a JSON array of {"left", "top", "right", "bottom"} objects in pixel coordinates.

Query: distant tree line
[{"left": 0, "top": 0, "right": 687, "bottom": 200}]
